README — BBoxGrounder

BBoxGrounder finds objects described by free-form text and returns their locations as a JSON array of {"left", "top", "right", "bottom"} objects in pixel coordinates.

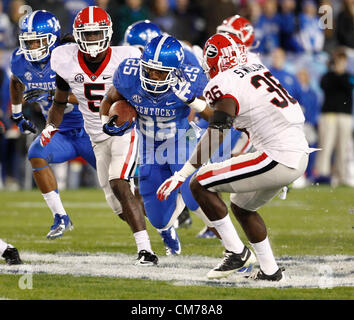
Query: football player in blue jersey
[
  {"left": 9, "top": 10, "right": 96, "bottom": 239},
  {"left": 123, "top": 20, "right": 202, "bottom": 229},
  {"left": 100, "top": 35, "right": 215, "bottom": 255}
]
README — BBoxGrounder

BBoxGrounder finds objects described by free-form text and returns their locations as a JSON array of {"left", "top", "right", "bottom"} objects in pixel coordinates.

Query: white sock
[
  {"left": 250, "top": 237, "right": 278, "bottom": 275},
  {"left": 134, "top": 230, "right": 153, "bottom": 253},
  {"left": 42, "top": 190, "right": 67, "bottom": 217},
  {"left": 211, "top": 215, "right": 244, "bottom": 254},
  {"left": 0, "top": 239, "right": 9, "bottom": 256}
]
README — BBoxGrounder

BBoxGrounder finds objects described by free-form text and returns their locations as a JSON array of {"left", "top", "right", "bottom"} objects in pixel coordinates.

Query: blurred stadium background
[{"left": 0, "top": 0, "right": 353, "bottom": 191}]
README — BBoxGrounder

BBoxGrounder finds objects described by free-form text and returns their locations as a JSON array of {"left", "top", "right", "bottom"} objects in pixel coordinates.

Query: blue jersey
[
  {"left": 10, "top": 48, "right": 84, "bottom": 131},
  {"left": 113, "top": 57, "right": 208, "bottom": 165}
]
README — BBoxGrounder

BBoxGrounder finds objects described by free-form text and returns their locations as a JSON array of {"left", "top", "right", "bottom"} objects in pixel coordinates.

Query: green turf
[
  {"left": 0, "top": 274, "right": 352, "bottom": 300},
  {"left": 0, "top": 186, "right": 353, "bottom": 300}
]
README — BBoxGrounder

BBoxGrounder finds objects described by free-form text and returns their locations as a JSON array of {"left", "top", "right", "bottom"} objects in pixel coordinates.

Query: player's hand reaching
[
  {"left": 40, "top": 124, "right": 59, "bottom": 147},
  {"left": 11, "top": 112, "right": 37, "bottom": 134},
  {"left": 156, "top": 171, "right": 187, "bottom": 201},
  {"left": 171, "top": 70, "right": 194, "bottom": 103},
  {"left": 102, "top": 115, "right": 135, "bottom": 136}
]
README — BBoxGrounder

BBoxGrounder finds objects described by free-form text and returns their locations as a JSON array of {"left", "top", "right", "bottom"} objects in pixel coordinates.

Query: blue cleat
[
  {"left": 196, "top": 226, "right": 217, "bottom": 239},
  {"left": 46, "top": 213, "right": 73, "bottom": 240},
  {"left": 159, "top": 226, "right": 181, "bottom": 255}
]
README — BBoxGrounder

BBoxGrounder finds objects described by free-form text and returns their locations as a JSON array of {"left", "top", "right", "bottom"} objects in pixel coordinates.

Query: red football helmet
[
  {"left": 216, "top": 15, "right": 255, "bottom": 48},
  {"left": 73, "top": 6, "right": 113, "bottom": 57},
  {"left": 203, "top": 33, "right": 247, "bottom": 80}
]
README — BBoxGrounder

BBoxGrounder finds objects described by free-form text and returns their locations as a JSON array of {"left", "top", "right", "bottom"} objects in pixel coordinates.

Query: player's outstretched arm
[
  {"left": 157, "top": 97, "right": 236, "bottom": 201},
  {"left": 40, "top": 86, "right": 68, "bottom": 147},
  {"left": 10, "top": 75, "right": 37, "bottom": 134}
]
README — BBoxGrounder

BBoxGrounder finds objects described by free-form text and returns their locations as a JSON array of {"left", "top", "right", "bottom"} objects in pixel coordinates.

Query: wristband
[
  {"left": 11, "top": 104, "right": 22, "bottom": 115},
  {"left": 188, "top": 98, "right": 207, "bottom": 113},
  {"left": 179, "top": 161, "right": 197, "bottom": 178},
  {"left": 101, "top": 115, "right": 109, "bottom": 125}
]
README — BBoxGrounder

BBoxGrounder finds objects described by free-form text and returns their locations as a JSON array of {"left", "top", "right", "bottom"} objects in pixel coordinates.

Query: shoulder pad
[{"left": 113, "top": 58, "right": 139, "bottom": 91}]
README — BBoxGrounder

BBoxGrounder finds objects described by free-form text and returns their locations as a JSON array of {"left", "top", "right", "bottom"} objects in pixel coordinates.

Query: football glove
[
  {"left": 11, "top": 112, "right": 37, "bottom": 134},
  {"left": 157, "top": 161, "right": 197, "bottom": 201},
  {"left": 40, "top": 124, "right": 59, "bottom": 147},
  {"left": 171, "top": 70, "right": 194, "bottom": 103},
  {"left": 156, "top": 171, "right": 186, "bottom": 201},
  {"left": 103, "top": 115, "right": 135, "bottom": 136}
]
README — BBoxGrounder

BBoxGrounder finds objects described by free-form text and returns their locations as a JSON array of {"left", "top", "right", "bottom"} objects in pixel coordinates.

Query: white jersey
[
  {"left": 203, "top": 60, "right": 311, "bottom": 169},
  {"left": 51, "top": 43, "right": 141, "bottom": 143}
]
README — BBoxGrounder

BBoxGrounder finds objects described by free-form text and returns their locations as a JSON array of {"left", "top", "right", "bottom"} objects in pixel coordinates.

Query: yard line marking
[{"left": 1, "top": 252, "right": 353, "bottom": 289}]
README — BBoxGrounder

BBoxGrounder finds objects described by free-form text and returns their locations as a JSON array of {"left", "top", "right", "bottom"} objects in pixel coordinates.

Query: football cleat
[
  {"left": 159, "top": 226, "right": 181, "bottom": 255},
  {"left": 135, "top": 250, "right": 159, "bottom": 266},
  {"left": 247, "top": 267, "right": 285, "bottom": 281},
  {"left": 176, "top": 206, "right": 192, "bottom": 229},
  {"left": 2, "top": 246, "right": 23, "bottom": 265},
  {"left": 196, "top": 226, "right": 217, "bottom": 239},
  {"left": 207, "top": 246, "right": 256, "bottom": 279},
  {"left": 46, "top": 213, "right": 73, "bottom": 240}
]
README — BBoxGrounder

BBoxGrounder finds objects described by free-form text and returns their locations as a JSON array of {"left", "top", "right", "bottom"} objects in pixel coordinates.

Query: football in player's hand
[{"left": 108, "top": 100, "right": 137, "bottom": 126}]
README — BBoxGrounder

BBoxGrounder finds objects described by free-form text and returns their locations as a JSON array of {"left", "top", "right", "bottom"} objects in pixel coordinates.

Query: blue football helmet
[
  {"left": 124, "top": 20, "right": 162, "bottom": 51},
  {"left": 140, "top": 35, "right": 185, "bottom": 94},
  {"left": 19, "top": 10, "right": 61, "bottom": 62}
]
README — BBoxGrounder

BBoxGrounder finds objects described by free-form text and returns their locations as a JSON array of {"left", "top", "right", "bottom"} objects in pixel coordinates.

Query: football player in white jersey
[
  {"left": 157, "top": 33, "right": 314, "bottom": 281},
  {"left": 40, "top": 6, "right": 158, "bottom": 265}
]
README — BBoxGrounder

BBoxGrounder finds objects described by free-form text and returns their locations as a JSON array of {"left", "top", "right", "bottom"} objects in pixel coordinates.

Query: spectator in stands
[
  {"left": 314, "top": 47, "right": 354, "bottom": 186},
  {"left": 297, "top": 68, "right": 321, "bottom": 181},
  {"left": 298, "top": 0, "right": 325, "bottom": 53},
  {"left": 164, "top": 0, "right": 201, "bottom": 45},
  {"left": 114, "top": 0, "right": 151, "bottom": 44},
  {"left": 278, "top": 0, "right": 303, "bottom": 53},
  {"left": 253, "top": 0, "right": 281, "bottom": 54},
  {"left": 268, "top": 47, "right": 302, "bottom": 101},
  {"left": 0, "top": 0, "right": 12, "bottom": 49},
  {"left": 336, "top": 0, "right": 354, "bottom": 50},
  {"left": 195, "top": 0, "right": 238, "bottom": 42},
  {"left": 7, "top": 0, "right": 26, "bottom": 49}
]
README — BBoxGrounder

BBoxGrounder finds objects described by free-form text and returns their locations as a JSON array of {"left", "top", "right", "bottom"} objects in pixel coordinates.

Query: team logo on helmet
[
  {"left": 205, "top": 44, "right": 218, "bottom": 58},
  {"left": 74, "top": 73, "right": 84, "bottom": 83}
]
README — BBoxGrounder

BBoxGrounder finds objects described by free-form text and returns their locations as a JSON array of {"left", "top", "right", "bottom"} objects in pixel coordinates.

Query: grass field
[{"left": 0, "top": 185, "right": 353, "bottom": 301}]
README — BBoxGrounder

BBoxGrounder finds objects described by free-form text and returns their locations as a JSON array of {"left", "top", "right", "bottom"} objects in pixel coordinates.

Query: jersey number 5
[{"left": 84, "top": 83, "right": 105, "bottom": 112}]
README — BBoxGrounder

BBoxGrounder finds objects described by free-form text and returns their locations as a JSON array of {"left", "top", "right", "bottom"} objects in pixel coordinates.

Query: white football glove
[
  {"left": 157, "top": 161, "right": 197, "bottom": 201},
  {"left": 171, "top": 71, "right": 193, "bottom": 103},
  {"left": 157, "top": 171, "right": 186, "bottom": 201},
  {"left": 40, "top": 124, "right": 59, "bottom": 147}
]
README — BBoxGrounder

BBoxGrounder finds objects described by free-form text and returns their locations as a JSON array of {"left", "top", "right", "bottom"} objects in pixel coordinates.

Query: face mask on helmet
[
  {"left": 19, "top": 10, "right": 61, "bottom": 62},
  {"left": 140, "top": 35, "right": 184, "bottom": 94},
  {"left": 124, "top": 20, "right": 162, "bottom": 51},
  {"left": 216, "top": 15, "right": 255, "bottom": 48},
  {"left": 203, "top": 33, "right": 248, "bottom": 80},
  {"left": 73, "top": 6, "right": 113, "bottom": 58}
]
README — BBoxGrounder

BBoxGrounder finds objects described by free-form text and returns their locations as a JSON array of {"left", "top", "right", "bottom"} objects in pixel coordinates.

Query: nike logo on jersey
[
  {"left": 50, "top": 74, "right": 56, "bottom": 78},
  {"left": 166, "top": 101, "right": 176, "bottom": 106},
  {"left": 102, "top": 75, "right": 112, "bottom": 80}
]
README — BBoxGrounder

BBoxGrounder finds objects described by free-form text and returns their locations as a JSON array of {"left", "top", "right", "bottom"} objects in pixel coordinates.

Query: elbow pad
[{"left": 209, "top": 110, "right": 235, "bottom": 131}]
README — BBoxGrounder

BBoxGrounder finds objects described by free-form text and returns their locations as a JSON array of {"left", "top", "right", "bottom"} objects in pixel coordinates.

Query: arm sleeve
[{"left": 56, "top": 73, "right": 70, "bottom": 91}]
